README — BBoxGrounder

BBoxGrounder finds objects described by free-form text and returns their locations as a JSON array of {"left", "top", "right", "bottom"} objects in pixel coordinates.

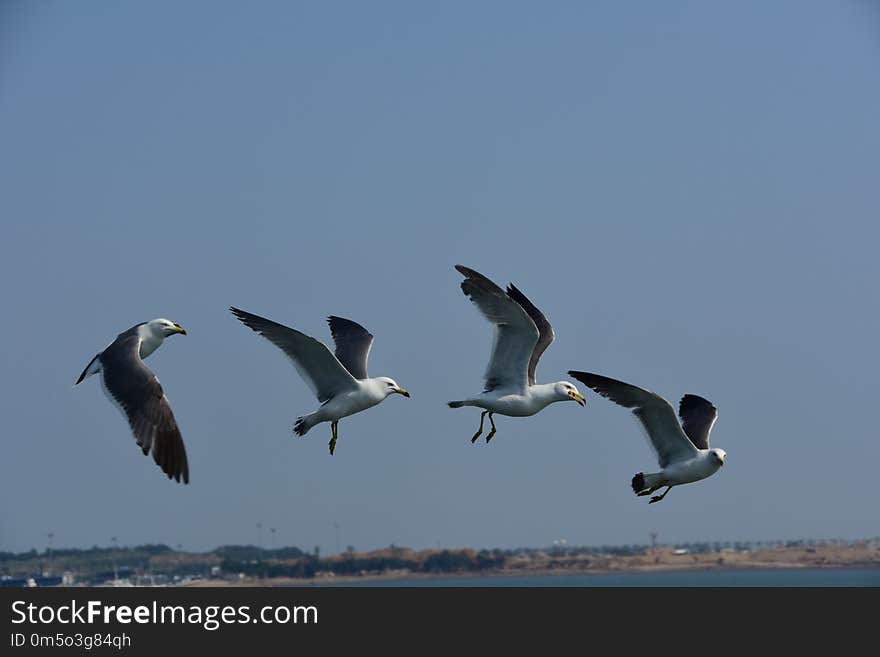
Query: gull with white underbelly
[
  {"left": 568, "top": 371, "right": 727, "bottom": 503},
  {"left": 448, "top": 265, "right": 586, "bottom": 444},
  {"left": 230, "top": 307, "right": 410, "bottom": 455}
]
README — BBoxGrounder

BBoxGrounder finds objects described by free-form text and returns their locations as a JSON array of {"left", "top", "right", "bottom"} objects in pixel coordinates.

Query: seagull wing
[
  {"left": 505, "top": 283, "right": 554, "bottom": 386},
  {"left": 678, "top": 394, "right": 717, "bottom": 450},
  {"left": 327, "top": 316, "right": 374, "bottom": 380},
  {"left": 99, "top": 334, "right": 189, "bottom": 484},
  {"left": 568, "top": 371, "right": 698, "bottom": 467},
  {"left": 455, "top": 265, "right": 539, "bottom": 392},
  {"left": 230, "top": 307, "right": 358, "bottom": 402}
]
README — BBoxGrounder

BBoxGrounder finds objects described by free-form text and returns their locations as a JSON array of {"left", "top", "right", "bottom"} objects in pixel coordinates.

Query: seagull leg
[
  {"left": 328, "top": 421, "right": 338, "bottom": 456},
  {"left": 485, "top": 413, "right": 497, "bottom": 443},
  {"left": 471, "top": 411, "right": 488, "bottom": 443},
  {"left": 649, "top": 486, "right": 673, "bottom": 504}
]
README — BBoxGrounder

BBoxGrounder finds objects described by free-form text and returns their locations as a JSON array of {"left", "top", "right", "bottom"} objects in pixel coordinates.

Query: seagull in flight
[
  {"left": 230, "top": 307, "right": 410, "bottom": 455},
  {"left": 448, "top": 265, "right": 586, "bottom": 444},
  {"left": 75, "top": 318, "right": 189, "bottom": 484},
  {"left": 568, "top": 371, "right": 726, "bottom": 503}
]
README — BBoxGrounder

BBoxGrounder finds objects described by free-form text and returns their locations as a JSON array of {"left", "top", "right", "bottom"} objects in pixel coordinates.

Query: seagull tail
[
  {"left": 75, "top": 353, "right": 102, "bottom": 385},
  {"left": 294, "top": 415, "right": 314, "bottom": 437},
  {"left": 631, "top": 473, "right": 645, "bottom": 494},
  {"left": 632, "top": 472, "right": 662, "bottom": 495},
  {"left": 447, "top": 401, "right": 467, "bottom": 409}
]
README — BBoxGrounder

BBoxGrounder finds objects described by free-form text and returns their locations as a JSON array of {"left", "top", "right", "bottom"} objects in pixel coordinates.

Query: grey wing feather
[
  {"left": 230, "top": 307, "right": 358, "bottom": 402},
  {"left": 455, "top": 265, "right": 539, "bottom": 392},
  {"left": 327, "top": 316, "right": 373, "bottom": 380},
  {"left": 568, "top": 371, "right": 698, "bottom": 468},
  {"left": 99, "top": 335, "right": 189, "bottom": 484},
  {"left": 505, "top": 283, "right": 554, "bottom": 386},
  {"left": 678, "top": 394, "right": 717, "bottom": 450}
]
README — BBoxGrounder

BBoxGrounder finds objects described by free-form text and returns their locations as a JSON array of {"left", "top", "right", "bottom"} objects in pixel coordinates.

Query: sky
[{"left": 1, "top": 1, "right": 878, "bottom": 555}]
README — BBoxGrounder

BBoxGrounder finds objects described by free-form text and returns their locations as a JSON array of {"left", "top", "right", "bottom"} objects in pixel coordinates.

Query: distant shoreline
[
  {"left": 187, "top": 560, "right": 880, "bottom": 587},
  {"left": 6, "top": 541, "right": 877, "bottom": 587}
]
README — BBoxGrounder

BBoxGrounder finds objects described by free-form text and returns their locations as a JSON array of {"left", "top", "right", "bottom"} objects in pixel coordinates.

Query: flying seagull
[
  {"left": 230, "top": 307, "right": 410, "bottom": 455},
  {"left": 75, "top": 318, "right": 189, "bottom": 484},
  {"left": 568, "top": 371, "right": 726, "bottom": 503},
  {"left": 448, "top": 265, "right": 586, "bottom": 443}
]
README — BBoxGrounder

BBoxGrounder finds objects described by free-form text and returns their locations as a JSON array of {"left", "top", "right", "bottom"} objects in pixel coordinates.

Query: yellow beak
[
  {"left": 394, "top": 387, "right": 411, "bottom": 398},
  {"left": 572, "top": 391, "right": 586, "bottom": 407},
  {"left": 174, "top": 324, "right": 187, "bottom": 335}
]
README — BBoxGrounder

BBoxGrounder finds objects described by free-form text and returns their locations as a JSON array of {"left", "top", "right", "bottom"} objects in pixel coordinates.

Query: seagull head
[
  {"left": 710, "top": 448, "right": 726, "bottom": 467},
  {"left": 149, "top": 318, "right": 187, "bottom": 337},
  {"left": 376, "top": 377, "right": 410, "bottom": 398},
  {"left": 555, "top": 381, "right": 586, "bottom": 407}
]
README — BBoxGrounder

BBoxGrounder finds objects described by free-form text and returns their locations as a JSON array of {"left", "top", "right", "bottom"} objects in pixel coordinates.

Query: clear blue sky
[{"left": 2, "top": 1, "right": 878, "bottom": 554}]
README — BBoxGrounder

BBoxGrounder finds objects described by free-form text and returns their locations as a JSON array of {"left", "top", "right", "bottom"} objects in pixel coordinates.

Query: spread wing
[
  {"left": 99, "top": 334, "right": 189, "bottom": 484},
  {"left": 505, "top": 283, "right": 554, "bottom": 386},
  {"left": 455, "top": 265, "right": 539, "bottom": 393},
  {"left": 678, "top": 394, "right": 717, "bottom": 450},
  {"left": 327, "top": 316, "right": 373, "bottom": 380},
  {"left": 568, "top": 371, "right": 698, "bottom": 468},
  {"left": 230, "top": 307, "right": 358, "bottom": 402}
]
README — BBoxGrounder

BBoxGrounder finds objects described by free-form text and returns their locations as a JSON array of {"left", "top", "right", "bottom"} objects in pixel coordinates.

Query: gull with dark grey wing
[{"left": 75, "top": 318, "right": 190, "bottom": 484}]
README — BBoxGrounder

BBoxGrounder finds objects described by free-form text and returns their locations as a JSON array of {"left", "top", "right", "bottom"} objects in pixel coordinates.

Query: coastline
[{"left": 185, "top": 544, "right": 880, "bottom": 587}]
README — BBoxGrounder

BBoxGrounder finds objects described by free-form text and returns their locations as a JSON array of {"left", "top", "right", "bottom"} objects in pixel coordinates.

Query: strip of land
[
  {"left": 3, "top": 540, "right": 877, "bottom": 587},
  {"left": 187, "top": 542, "right": 880, "bottom": 586}
]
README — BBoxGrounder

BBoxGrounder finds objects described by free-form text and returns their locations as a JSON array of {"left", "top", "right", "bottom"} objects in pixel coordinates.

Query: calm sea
[{"left": 322, "top": 568, "right": 880, "bottom": 587}]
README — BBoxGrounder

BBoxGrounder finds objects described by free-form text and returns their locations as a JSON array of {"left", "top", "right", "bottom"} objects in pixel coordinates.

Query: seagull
[
  {"left": 568, "top": 371, "right": 726, "bottom": 503},
  {"left": 230, "top": 307, "right": 410, "bottom": 455},
  {"left": 448, "top": 265, "right": 586, "bottom": 443},
  {"left": 75, "top": 318, "right": 189, "bottom": 484}
]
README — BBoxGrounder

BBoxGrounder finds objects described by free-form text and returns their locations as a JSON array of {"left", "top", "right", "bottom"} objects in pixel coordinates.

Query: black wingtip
[
  {"left": 567, "top": 370, "right": 605, "bottom": 388},
  {"left": 679, "top": 394, "right": 716, "bottom": 413},
  {"left": 506, "top": 282, "right": 544, "bottom": 318},
  {"left": 455, "top": 264, "right": 485, "bottom": 281},
  {"left": 229, "top": 306, "right": 258, "bottom": 328}
]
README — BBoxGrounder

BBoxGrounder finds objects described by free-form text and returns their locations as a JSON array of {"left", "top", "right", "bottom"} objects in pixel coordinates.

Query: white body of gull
[
  {"left": 449, "top": 265, "right": 586, "bottom": 443},
  {"left": 230, "top": 307, "right": 409, "bottom": 455},
  {"left": 75, "top": 318, "right": 189, "bottom": 484},
  {"left": 568, "top": 371, "right": 726, "bottom": 503}
]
